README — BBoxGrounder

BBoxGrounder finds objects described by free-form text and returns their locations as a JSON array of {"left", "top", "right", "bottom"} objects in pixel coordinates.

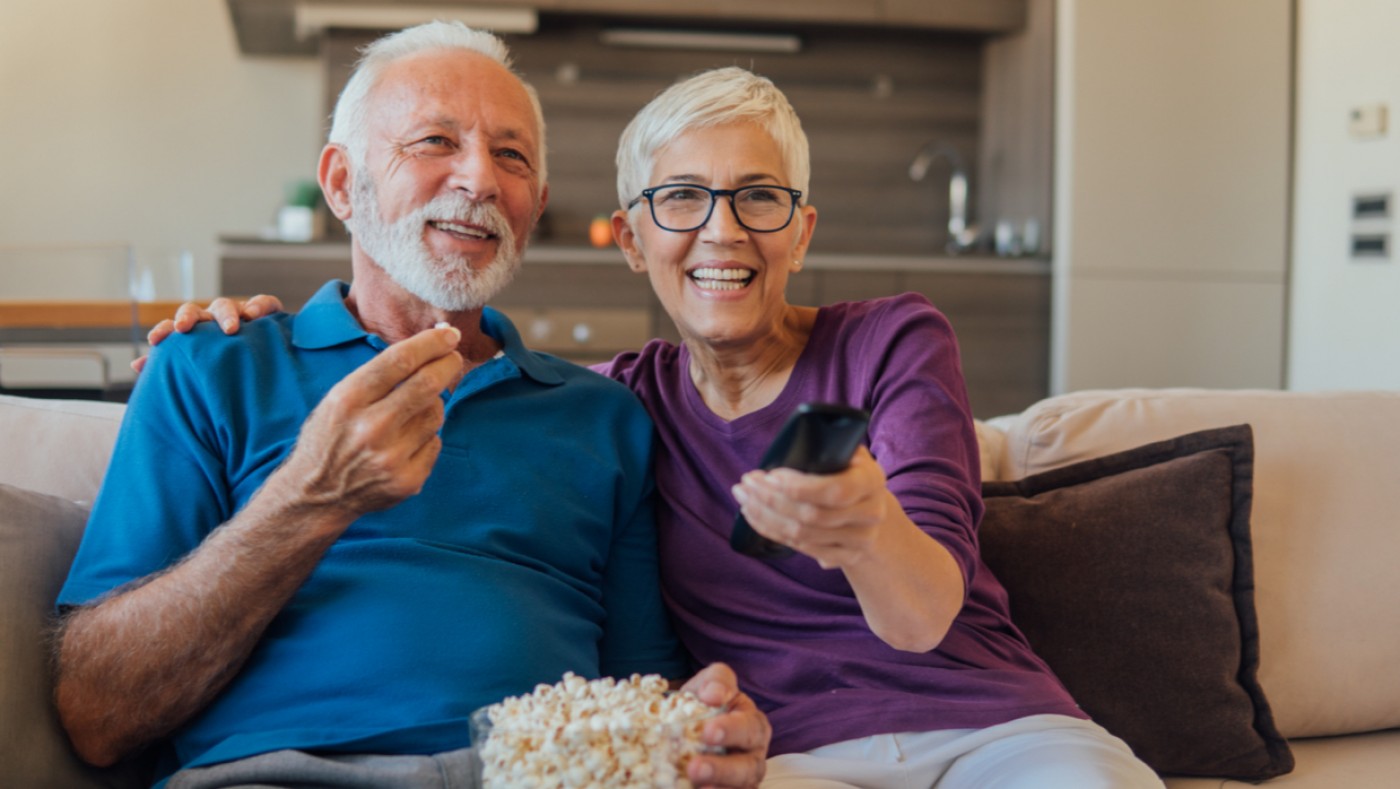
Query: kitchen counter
[{"left": 218, "top": 238, "right": 1050, "bottom": 276}]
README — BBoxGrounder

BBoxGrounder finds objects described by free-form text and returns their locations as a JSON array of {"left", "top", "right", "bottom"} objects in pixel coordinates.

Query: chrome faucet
[{"left": 909, "top": 142, "right": 979, "bottom": 254}]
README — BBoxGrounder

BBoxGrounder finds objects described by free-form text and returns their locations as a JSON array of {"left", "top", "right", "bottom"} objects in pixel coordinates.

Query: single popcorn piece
[{"left": 478, "top": 672, "right": 722, "bottom": 789}]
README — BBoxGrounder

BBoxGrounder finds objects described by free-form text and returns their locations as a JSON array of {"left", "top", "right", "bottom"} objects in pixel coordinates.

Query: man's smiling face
[{"left": 347, "top": 48, "right": 546, "bottom": 311}]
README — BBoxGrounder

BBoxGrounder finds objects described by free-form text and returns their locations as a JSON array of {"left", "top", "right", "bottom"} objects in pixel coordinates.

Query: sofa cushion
[
  {"left": 0, "top": 483, "right": 146, "bottom": 788},
  {"left": 972, "top": 419, "right": 1005, "bottom": 483},
  {"left": 988, "top": 388, "right": 1400, "bottom": 739},
  {"left": 0, "top": 394, "right": 125, "bottom": 503},
  {"left": 980, "top": 425, "right": 1293, "bottom": 780},
  {"left": 1163, "top": 728, "right": 1400, "bottom": 789}
]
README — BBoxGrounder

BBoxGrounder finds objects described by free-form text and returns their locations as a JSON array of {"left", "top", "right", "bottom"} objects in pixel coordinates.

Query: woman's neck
[{"left": 685, "top": 305, "right": 818, "bottom": 421}]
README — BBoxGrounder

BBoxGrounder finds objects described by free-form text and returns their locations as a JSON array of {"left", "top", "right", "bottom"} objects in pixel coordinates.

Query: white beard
[{"left": 347, "top": 175, "right": 524, "bottom": 312}]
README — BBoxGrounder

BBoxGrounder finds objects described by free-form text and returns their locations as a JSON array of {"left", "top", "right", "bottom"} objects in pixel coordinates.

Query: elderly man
[{"left": 54, "top": 21, "right": 768, "bottom": 789}]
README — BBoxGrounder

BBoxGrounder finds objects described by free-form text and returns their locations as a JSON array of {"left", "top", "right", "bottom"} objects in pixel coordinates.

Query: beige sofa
[{"left": 3, "top": 388, "right": 1399, "bottom": 787}]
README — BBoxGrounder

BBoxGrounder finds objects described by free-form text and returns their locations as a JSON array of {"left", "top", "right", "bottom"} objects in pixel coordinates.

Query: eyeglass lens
[{"left": 650, "top": 185, "right": 796, "bottom": 232}]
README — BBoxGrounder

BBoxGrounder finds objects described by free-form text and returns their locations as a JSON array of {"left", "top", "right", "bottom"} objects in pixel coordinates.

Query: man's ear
[
  {"left": 612, "top": 210, "right": 647, "bottom": 273},
  {"left": 534, "top": 184, "right": 550, "bottom": 225},
  {"left": 319, "top": 144, "right": 354, "bottom": 222}
]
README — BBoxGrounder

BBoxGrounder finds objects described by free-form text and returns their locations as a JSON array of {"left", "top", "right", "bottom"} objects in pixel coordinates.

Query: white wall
[
  {"left": 1289, "top": 0, "right": 1400, "bottom": 390},
  {"left": 0, "top": 0, "right": 323, "bottom": 298},
  {"left": 1051, "top": 0, "right": 1293, "bottom": 392}
]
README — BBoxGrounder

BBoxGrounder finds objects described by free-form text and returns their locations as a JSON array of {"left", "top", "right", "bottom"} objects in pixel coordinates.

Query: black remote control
[{"left": 730, "top": 402, "right": 872, "bottom": 559}]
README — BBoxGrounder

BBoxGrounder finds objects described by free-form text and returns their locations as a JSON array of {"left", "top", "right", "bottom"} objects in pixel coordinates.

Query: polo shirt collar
[
  {"left": 481, "top": 304, "right": 564, "bottom": 385},
  {"left": 292, "top": 280, "right": 367, "bottom": 349},
  {"left": 291, "top": 279, "right": 563, "bottom": 386}
]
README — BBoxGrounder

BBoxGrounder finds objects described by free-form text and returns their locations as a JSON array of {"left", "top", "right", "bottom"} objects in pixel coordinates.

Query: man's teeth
[
  {"left": 689, "top": 267, "right": 754, "bottom": 291},
  {"left": 432, "top": 221, "right": 490, "bottom": 239}
]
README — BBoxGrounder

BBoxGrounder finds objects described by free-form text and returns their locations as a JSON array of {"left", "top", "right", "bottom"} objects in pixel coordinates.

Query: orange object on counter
[{"left": 588, "top": 215, "right": 613, "bottom": 248}]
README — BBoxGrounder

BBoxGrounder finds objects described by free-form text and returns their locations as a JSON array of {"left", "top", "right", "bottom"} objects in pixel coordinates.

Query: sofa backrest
[
  {"left": 0, "top": 396, "right": 149, "bottom": 786},
  {"left": 10, "top": 389, "right": 1399, "bottom": 745},
  {"left": 981, "top": 387, "right": 1400, "bottom": 740},
  {"left": 0, "top": 394, "right": 125, "bottom": 503}
]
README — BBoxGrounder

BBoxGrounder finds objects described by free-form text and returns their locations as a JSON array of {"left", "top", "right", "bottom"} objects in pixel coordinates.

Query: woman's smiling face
[{"left": 614, "top": 122, "right": 817, "bottom": 351}]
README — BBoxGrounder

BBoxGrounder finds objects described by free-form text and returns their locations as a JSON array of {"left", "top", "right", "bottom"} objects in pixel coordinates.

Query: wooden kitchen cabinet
[
  {"left": 222, "top": 0, "right": 1053, "bottom": 409},
  {"left": 905, "top": 270, "right": 1050, "bottom": 418},
  {"left": 554, "top": 0, "right": 881, "bottom": 27},
  {"left": 584, "top": 262, "right": 1053, "bottom": 417},
  {"left": 882, "top": 0, "right": 1026, "bottom": 30},
  {"left": 221, "top": 241, "right": 1048, "bottom": 417}
]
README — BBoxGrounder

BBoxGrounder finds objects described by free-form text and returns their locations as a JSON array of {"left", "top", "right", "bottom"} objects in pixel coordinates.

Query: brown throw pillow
[{"left": 979, "top": 424, "right": 1293, "bottom": 780}]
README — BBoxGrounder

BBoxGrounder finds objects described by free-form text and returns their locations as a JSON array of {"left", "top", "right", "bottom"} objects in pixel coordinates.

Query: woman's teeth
[{"left": 689, "top": 267, "right": 753, "bottom": 291}]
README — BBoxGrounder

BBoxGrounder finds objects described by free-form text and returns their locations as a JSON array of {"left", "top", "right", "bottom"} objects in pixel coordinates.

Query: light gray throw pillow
[{"left": 0, "top": 482, "right": 146, "bottom": 788}]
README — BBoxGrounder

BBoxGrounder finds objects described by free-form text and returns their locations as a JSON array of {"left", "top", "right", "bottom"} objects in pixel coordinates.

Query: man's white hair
[
  {"left": 615, "top": 66, "right": 810, "bottom": 209},
  {"left": 328, "top": 20, "right": 547, "bottom": 183}
]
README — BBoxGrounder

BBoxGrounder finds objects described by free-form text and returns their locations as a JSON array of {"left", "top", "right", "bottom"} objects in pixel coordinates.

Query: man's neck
[{"left": 344, "top": 246, "right": 500, "bottom": 364}]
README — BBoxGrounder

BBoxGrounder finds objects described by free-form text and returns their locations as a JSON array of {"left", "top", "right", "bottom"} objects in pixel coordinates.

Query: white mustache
[{"left": 419, "top": 195, "right": 513, "bottom": 240}]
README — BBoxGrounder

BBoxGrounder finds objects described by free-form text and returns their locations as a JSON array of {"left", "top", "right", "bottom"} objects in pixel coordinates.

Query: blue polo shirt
[{"left": 59, "top": 280, "right": 684, "bottom": 780}]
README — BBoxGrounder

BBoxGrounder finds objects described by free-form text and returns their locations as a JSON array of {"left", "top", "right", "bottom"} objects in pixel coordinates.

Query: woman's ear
[
  {"left": 612, "top": 210, "right": 648, "bottom": 273},
  {"left": 319, "top": 144, "right": 354, "bottom": 222},
  {"left": 791, "top": 203, "right": 819, "bottom": 263}
]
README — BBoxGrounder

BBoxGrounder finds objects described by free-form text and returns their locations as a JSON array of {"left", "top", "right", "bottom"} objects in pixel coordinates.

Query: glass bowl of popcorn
[{"left": 471, "top": 672, "right": 723, "bottom": 788}]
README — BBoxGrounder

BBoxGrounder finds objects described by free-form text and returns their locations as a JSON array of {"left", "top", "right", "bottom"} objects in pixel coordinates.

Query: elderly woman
[{"left": 152, "top": 67, "right": 1161, "bottom": 788}]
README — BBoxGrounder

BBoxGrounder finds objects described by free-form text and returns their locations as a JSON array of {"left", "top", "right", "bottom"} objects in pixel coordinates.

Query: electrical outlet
[
  {"left": 1351, "top": 233, "right": 1390, "bottom": 259},
  {"left": 1353, "top": 193, "right": 1392, "bottom": 219}
]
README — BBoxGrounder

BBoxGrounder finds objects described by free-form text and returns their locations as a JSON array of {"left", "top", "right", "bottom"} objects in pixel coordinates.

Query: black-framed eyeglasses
[{"left": 628, "top": 183, "right": 803, "bottom": 233}]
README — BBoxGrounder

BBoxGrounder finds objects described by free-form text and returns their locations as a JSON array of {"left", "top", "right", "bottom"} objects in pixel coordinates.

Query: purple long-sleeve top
[{"left": 596, "top": 293, "right": 1083, "bottom": 756}]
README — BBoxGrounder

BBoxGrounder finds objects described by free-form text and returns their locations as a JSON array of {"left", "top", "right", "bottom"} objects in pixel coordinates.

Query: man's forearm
[
  {"left": 54, "top": 482, "right": 354, "bottom": 767},
  {"left": 55, "top": 326, "right": 461, "bottom": 766}
]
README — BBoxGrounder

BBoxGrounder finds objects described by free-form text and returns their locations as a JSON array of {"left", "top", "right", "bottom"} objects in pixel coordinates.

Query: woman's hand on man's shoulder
[{"left": 132, "top": 295, "right": 284, "bottom": 372}]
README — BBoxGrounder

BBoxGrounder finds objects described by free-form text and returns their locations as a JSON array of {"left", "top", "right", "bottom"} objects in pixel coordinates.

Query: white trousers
[{"left": 761, "top": 714, "right": 1165, "bottom": 789}]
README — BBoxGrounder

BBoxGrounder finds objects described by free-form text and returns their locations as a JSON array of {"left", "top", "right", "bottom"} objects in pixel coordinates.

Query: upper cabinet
[
  {"left": 880, "top": 0, "right": 1027, "bottom": 31},
  {"left": 225, "top": 0, "right": 1027, "bottom": 56}
]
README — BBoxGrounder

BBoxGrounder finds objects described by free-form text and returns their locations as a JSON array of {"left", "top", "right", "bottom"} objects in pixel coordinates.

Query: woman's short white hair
[
  {"left": 328, "top": 20, "right": 547, "bottom": 182},
  {"left": 616, "top": 66, "right": 810, "bottom": 209}
]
